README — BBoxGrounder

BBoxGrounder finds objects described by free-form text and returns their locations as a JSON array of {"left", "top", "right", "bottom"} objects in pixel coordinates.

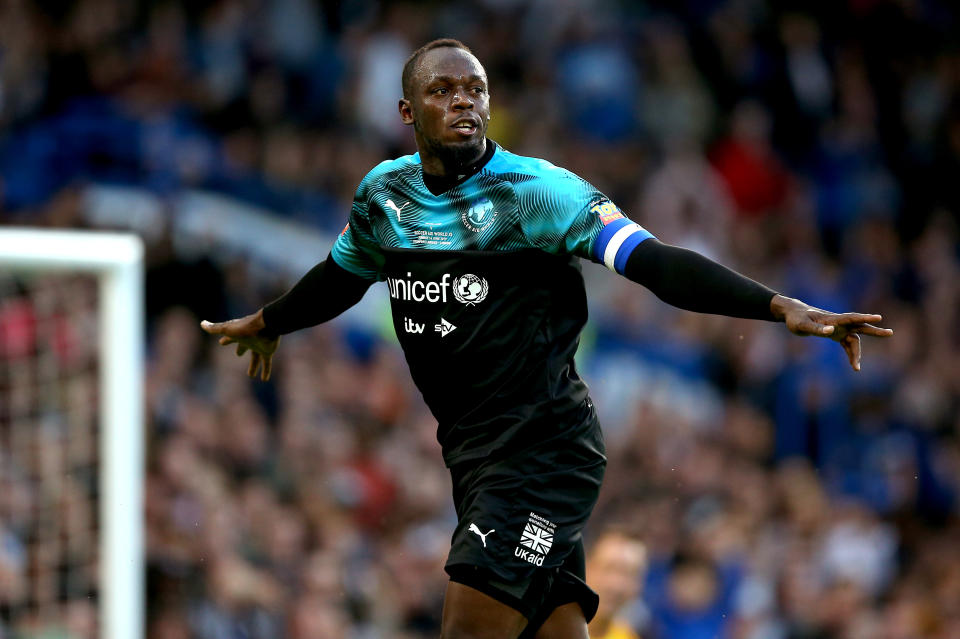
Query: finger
[
  {"left": 847, "top": 324, "right": 894, "bottom": 337},
  {"left": 201, "top": 320, "right": 225, "bottom": 334},
  {"left": 262, "top": 355, "right": 273, "bottom": 382},
  {"left": 843, "top": 334, "right": 862, "bottom": 371},
  {"left": 247, "top": 353, "right": 260, "bottom": 378},
  {"left": 794, "top": 319, "right": 835, "bottom": 336},
  {"left": 218, "top": 336, "right": 235, "bottom": 346},
  {"left": 236, "top": 343, "right": 248, "bottom": 357},
  {"left": 831, "top": 313, "right": 883, "bottom": 325}
]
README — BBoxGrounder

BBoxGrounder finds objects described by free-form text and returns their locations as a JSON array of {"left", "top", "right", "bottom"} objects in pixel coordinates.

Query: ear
[{"left": 399, "top": 99, "right": 414, "bottom": 126}]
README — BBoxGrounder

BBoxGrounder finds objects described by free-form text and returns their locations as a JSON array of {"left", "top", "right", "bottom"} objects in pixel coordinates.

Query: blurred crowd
[
  {"left": 0, "top": 274, "right": 100, "bottom": 639},
  {"left": 1, "top": 0, "right": 960, "bottom": 638}
]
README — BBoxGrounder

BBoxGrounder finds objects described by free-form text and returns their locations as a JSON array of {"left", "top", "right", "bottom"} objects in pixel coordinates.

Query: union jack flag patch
[{"left": 520, "top": 522, "right": 554, "bottom": 555}]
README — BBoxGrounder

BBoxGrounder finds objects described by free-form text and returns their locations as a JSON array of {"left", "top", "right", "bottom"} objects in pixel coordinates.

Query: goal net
[{"left": 0, "top": 228, "right": 144, "bottom": 639}]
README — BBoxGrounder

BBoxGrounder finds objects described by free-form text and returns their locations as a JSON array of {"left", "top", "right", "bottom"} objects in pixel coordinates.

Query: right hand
[
  {"left": 201, "top": 309, "right": 280, "bottom": 381},
  {"left": 770, "top": 295, "right": 893, "bottom": 372}
]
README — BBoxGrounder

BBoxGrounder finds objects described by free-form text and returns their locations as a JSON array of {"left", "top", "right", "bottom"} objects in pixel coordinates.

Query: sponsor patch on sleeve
[{"left": 589, "top": 198, "right": 625, "bottom": 226}]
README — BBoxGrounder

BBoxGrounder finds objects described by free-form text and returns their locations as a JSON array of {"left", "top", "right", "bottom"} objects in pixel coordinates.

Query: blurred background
[{"left": 1, "top": 0, "right": 959, "bottom": 638}]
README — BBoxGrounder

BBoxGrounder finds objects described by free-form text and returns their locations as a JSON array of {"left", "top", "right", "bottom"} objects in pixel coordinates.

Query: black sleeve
[
  {"left": 259, "top": 255, "right": 373, "bottom": 338},
  {"left": 623, "top": 239, "right": 778, "bottom": 321}
]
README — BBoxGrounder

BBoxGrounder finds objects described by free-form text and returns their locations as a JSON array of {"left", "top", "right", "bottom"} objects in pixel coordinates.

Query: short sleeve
[
  {"left": 515, "top": 164, "right": 655, "bottom": 274},
  {"left": 331, "top": 198, "right": 386, "bottom": 281}
]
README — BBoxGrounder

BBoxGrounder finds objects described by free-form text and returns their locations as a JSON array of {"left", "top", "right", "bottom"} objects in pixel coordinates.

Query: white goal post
[{"left": 0, "top": 227, "right": 144, "bottom": 639}]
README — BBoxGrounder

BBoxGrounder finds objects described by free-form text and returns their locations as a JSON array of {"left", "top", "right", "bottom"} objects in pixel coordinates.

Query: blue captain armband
[{"left": 593, "top": 218, "right": 655, "bottom": 274}]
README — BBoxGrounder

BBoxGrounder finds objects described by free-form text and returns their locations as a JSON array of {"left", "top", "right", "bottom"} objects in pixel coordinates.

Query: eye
[
  {"left": 472, "top": 87, "right": 486, "bottom": 95},
  {"left": 432, "top": 87, "right": 448, "bottom": 95}
]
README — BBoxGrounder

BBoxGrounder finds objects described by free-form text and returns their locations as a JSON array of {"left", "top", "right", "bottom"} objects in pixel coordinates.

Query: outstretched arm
[
  {"left": 623, "top": 239, "right": 893, "bottom": 371},
  {"left": 201, "top": 255, "right": 373, "bottom": 380},
  {"left": 257, "top": 256, "right": 372, "bottom": 337},
  {"left": 624, "top": 239, "right": 777, "bottom": 320}
]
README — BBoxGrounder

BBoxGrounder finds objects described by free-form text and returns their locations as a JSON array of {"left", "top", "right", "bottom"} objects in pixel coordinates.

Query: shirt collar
[{"left": 421, "top": 139, "right": 497, "bottom": 196}]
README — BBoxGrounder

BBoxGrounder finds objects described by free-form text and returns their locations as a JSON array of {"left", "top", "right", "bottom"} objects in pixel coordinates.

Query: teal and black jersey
[{"left": 332, "top": 141, "right": 654, "bottom": 466}]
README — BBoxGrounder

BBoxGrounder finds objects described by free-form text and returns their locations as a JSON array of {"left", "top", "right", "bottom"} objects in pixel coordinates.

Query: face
[
  {"left": 586, "top": 535, "right": 647, "bottom": 618},
  {"left": 400, "top": 47, "right": 490, "bottom": 168}
]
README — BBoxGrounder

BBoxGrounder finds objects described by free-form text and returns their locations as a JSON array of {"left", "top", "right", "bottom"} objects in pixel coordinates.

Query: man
[
  {"left": 585, "top": 530, "right": 647, "bottom": 639},
  {"left": 201, "top": 39, "right": 892, "bottom": 639}
]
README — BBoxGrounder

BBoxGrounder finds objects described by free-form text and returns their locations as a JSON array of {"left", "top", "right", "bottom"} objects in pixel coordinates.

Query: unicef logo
[
  {"left": 453, "top": 274, "right": 489, "bottom": 306},
  {"left": 462, "top": 198, "right": 497, "bottom": 232}
]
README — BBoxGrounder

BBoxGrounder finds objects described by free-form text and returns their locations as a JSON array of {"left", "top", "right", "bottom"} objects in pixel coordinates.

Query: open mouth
[{"left": 451, "top": 120, "right": 479, "bottom": 136}]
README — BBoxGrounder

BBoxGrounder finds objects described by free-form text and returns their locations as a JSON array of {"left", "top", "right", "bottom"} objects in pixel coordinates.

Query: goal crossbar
[{"left": 0, "top": 227, "right": 145, "bottom": 639}]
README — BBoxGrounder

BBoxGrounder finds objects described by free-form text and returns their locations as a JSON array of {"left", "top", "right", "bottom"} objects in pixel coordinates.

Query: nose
[{"left": 452, "top": 88, "right": 473, "bottom": 110}]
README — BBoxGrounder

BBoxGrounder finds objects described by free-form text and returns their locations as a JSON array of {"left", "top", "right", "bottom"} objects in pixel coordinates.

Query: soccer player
[{"left": 201, "top": 39, "right": 892, "bottom": 639}]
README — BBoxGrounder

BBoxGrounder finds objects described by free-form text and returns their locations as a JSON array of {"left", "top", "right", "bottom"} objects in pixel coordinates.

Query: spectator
[{"left": 586, "top": 529, "right": 648, "bottom": 639}]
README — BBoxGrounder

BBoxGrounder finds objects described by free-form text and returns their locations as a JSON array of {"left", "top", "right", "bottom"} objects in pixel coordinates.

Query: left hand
[{"left": 770, "top": 295, "right": 894, "bottom": 371}]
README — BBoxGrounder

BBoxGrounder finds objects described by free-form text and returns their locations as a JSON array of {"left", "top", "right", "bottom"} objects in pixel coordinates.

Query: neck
[
  {"left": 418, "top": 138, "right": 495, "bottom": 196},
  {"left": 417, "top": 135, "right": 487, "bottom": 177}
]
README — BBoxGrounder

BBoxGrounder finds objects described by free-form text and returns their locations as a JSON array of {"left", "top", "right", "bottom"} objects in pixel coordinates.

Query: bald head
[{"left": 402, "top": 38, "right": 477, "bottom": 98}]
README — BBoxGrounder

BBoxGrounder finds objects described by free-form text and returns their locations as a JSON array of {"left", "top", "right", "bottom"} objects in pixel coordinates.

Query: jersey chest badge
[{"left": 461, "top": 197, "right": 498, "bottom": 233}]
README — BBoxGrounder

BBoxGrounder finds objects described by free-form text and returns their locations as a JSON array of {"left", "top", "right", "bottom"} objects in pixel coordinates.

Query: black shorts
[{"left": 444, "top": 418, "right": 606, "bottom": 636}]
